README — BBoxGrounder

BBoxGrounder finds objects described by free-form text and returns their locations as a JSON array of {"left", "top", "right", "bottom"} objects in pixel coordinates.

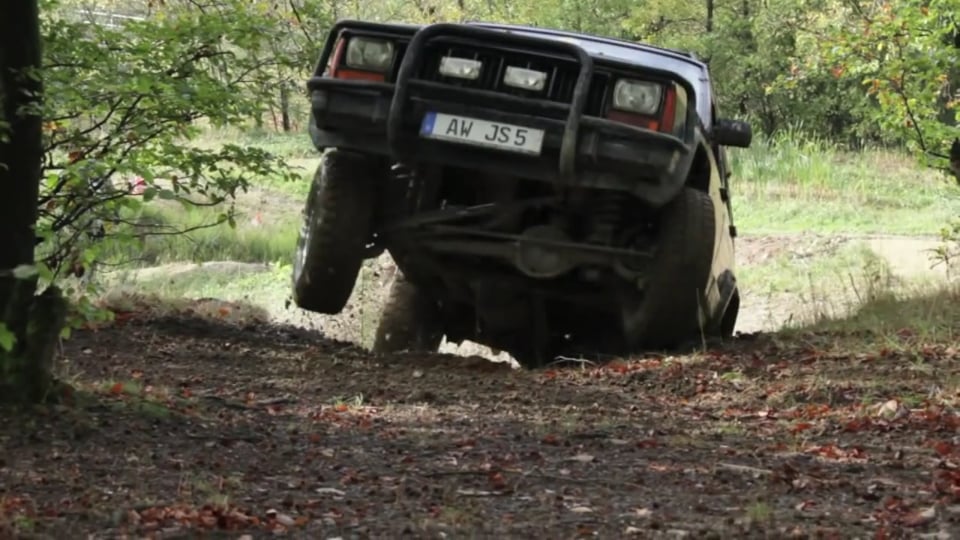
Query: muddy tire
[
  {"left": 624, "top": 187, "right": 716, "bottom": 349},
  {"left": 372, "top": 274, "right": 444, "bottom": 354},
  {"left": 292, "top": 150, "right": 375, "bottom": 314}
]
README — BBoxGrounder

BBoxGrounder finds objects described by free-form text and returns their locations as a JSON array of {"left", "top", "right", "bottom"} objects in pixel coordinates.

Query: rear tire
[
  {"left": 292, "top": 149, "right": 375, "bottom": 314},
  {"left": 623, "top": 187, "right": 716, "bottom": 349},
  {"left": 372, "top": 273, "right": 444, "bottom": 354}
]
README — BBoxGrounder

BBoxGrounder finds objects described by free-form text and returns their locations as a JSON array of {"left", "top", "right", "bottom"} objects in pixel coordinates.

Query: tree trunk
[
  {"left": 706, "top": 0, "right": 714, "bottom": 33},
  {"left": 1, "top": 0, "right": 67, "bottom": 403},
  {"left": 280, "top": 84, "right": 292, "bottom": 133}
]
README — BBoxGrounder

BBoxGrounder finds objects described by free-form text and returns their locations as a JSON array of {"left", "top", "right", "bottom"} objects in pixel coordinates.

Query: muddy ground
[{"left": 2, "top": 290, "right": 960, "bottom": 538}]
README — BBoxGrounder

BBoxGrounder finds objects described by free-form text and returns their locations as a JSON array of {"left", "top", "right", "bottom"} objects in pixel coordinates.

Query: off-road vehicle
[{"left": 292, "top": 20, "right": 753, "bottom": 367}]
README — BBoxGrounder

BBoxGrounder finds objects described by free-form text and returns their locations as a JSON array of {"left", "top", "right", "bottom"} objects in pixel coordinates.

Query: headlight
[
  {"left": 612, "top": 79, "right": 663, "bottom": 115},
  {"left": 345, "top": 37, "right": 395, "bottom": 72},
  {"left": 503, "top": 66, "right": 547, "bottom": 91},
  {"left": 439, "top": 56, "right": 482, "bottom": 80}
]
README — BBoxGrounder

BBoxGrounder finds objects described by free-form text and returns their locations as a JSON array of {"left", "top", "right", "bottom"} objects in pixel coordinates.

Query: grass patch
[
  {"left": 730, "top": 130, "right": 960, "bottom": 235},
  {"left": 737, "top": 241, "right": 890, "bottom": 297},
  {"left": 797, "top": 282, "right": 960, "bottom": 342},
  {"left": 194, "top": 127, "right": 319, "bottom": 199},
  {"left": 99, "top": 199, "right": 300, "bottom": 266},
  {"left": 112, "top": 262, "right": 289, "bottom": 307}
]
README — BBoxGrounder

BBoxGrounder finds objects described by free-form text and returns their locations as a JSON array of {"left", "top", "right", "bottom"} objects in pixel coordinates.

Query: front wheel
[
  {"left": 623, "top": 187, "right": 717, "bottom": 349},
  {"left": 292, "top": 150, "right": 376, "bottom": 314}
]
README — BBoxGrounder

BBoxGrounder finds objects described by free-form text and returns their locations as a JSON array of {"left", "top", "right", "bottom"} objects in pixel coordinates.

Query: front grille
[{"left": 417, "top": 41, "right": 609, "bottom": 116}]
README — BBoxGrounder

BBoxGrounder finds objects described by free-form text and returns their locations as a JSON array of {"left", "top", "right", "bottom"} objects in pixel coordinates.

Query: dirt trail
[
  {"left": 113, "top": 233, "right": 956, "bottom": 357},
  {"left": 734, "top": 233, "right": 954, "bottom": 334}
]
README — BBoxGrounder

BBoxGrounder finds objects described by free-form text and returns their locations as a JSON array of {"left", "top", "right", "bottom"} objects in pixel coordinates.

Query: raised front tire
[
  {"left": 623, "top": 187, "right": 717, "bottom": 349},
  {"left": 292, "top": 150, "right": 375, "bottom": 314},
  {"left": 372, "top": 273, "right": 444, "bottom": 354}
]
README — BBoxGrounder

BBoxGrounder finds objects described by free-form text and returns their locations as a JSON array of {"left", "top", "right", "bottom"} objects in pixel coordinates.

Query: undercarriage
[{"left": 368, "top": 160, "right": 712, "bottom": 365}]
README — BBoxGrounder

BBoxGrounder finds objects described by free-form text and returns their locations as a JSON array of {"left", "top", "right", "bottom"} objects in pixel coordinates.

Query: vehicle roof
[{"left": 466, "top": 22, "right": 710, "bottom": 85}]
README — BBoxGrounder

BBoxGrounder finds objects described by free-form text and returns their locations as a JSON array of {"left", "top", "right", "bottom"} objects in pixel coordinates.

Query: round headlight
[
  {"left": 612, "top": 80, "right": 663, "bottom": 115},
  {"left": 345, "top": 37, "right": 395, "bottom": 72}
]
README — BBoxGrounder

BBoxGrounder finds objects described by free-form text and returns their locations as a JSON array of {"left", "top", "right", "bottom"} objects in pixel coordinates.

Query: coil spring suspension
[{"left": 587, "top": 191, "right": 626, "bottom": 245}]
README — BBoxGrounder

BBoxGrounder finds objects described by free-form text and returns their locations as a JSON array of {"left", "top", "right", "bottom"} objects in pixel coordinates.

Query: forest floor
[{"left": 2, "top": 234, "right": 960, "bottom": 539}]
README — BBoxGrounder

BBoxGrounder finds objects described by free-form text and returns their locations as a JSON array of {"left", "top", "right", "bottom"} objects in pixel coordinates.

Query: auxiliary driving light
[
  {"left": 439, "top": 56, "right": 482, "bottom": 80},
  {"left": 345, "top": 37, "right": 395, "bottom": 72},
  {"left": 503, "top": 66, "right": 547, "bottom": 91},
  {"left": 612, "top": 79, "right": 663, "bottom": 116}
]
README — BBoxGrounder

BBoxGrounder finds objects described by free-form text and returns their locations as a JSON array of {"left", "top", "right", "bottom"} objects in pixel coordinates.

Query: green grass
[
  {"left": 115, "top": 261, "right": 290, "bottom": 304},
  {"left": 97, "top": 202, "right": 301, "bottom": 266},
  {"left": 795, "top": 281, "right": 960, "bottom": 342},
  {"left": 730, "top": 130, "right": 960, "bottom": 235},
  {"left": 737, "top": 242, "right": 891, "bottom": 297}
]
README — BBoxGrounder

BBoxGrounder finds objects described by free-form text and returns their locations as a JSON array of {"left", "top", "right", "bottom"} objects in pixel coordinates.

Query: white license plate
[{"left": 420, "top": 112, "right": 545, "bottom": 155}]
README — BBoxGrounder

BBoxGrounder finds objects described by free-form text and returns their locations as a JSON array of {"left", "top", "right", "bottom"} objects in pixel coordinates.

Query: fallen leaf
[
  {"left": 488, "top": 472, "right": 507, "bottom": 490},
  {"left": 109, "top": 382, "right": 124, "bottom": 395},
  {"left": 902, "top": 506, "right": 936, "bottom": 527},
  {"left": 932, "top": 440, "right": 956, "bottom": 457},
  {"left": 875, "top": 399, "right": 908, "bottom": 420},
  {"left": 634, "top": 507, "right": 653, "bottom": 518},
  {"left": 636, "top": 439, "right": 658, "bottom": 449},
  {"left": 457, "top": 488, "right": 496, "bottom": 496}
]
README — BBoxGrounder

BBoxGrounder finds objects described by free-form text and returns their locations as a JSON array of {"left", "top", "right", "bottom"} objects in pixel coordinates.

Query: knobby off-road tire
[
  {"left": 292, "top": 150, "right": 375, "bottom": 315},
  {"left": 372, "top": 274, "right": 444, "bottom": 354},
  {"left": 625, "top": 187, "right": 717, "bottom": 349}
]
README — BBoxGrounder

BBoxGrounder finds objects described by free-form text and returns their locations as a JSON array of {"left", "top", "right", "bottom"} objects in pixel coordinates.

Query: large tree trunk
[{"left": 1, "top": 0, "right": 67, "bottom": 403}]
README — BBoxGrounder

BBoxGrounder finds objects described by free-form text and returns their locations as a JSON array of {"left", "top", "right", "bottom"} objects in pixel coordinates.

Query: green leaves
[{"left": 0, "top": 324, "right": 15, "bottom": 353}]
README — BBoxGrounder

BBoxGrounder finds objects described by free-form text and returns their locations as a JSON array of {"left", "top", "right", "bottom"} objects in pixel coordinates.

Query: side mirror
[{"left": 713, "top": 118, "right": 752, "bottom": 148}]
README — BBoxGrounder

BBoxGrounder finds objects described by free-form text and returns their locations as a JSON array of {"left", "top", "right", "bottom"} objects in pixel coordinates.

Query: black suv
[{"left": 293, "top": 20, "right": 753, "bottom": 367}]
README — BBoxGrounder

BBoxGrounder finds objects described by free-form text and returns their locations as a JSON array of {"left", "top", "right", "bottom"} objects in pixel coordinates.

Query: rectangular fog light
[
  {"left": 439, "top": 56, "right": 482, "bottom": 80},
  {"left": 503, "top": 66, "right": 547, "bottom": 91}
]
